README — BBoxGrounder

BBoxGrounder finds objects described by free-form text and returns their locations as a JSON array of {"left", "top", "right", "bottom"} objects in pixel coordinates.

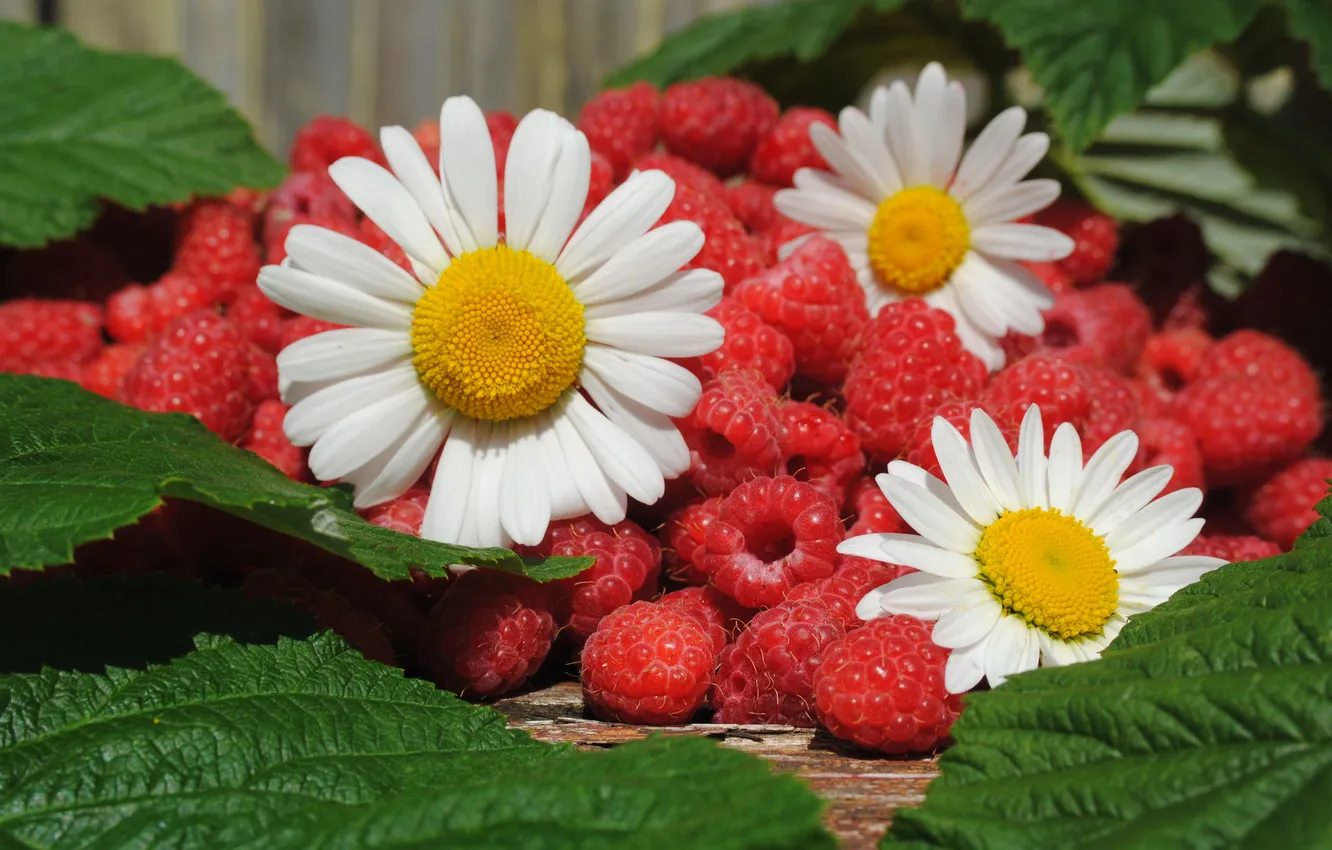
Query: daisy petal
[
  {"left": 564, "top": 392, "right": 665, "bottom": 504},
  {"left": 346, "top": 407, "right": 451, "bottom": 508},
  {"left": 944, "top": 638, "right": 989, "bottom": 694},
  {"left": 580, "top": 367, "right": 690, "bottom": 477},
  {"left": 277, "top": 328, "right": 413, "bottom": 383},
  {"left": 838, "top": 532, "right": 978, "bottom": 578},
  {"left": 983, "top": 614, "right": 1031, "bottom": 688},
  {"left": 932, "top": 417, "right": 1001, "bottom": 525},
  {"left": 379, "top": 125, "right": 465, "bottom": 257},
  {"left": 572, "top": 221, "right": 704, "bottom": 305},
  {"left": 258, "top": 266, "right": 413, "bottom": 330},
  {"left": 502, "top": 110, "right": 568, "bottom": 252},
  {"left": 536, "top": 412, "right": 588, "bottom": 521},
  {"left": 911, "top": 63, "right": 947, "bottom": 184},
  {"left": 884, "top": 81, "right": 923, "bottom": 185},
  {"left": 963, "top": 178, "right": 1062, "bottom": 227},
  {"left": 885, "top": 460, "right": 973, "bottom": 520},
  {"left": 284, "top": 364, "right": 421, "bottom": 447},
  {"left": 527, "top": 131, "right": 592, "bottom": 263},
  {"left": 1113, "top": 518, "right": 1205, "bottom": 575},
  {"left": 950, "top": 106, "right": 1025, "bottom": 201},
  {"left": 499, "top": 420, "right": 552, "bottom": 546},
  {"left": 552, "top": 405, "right": 628, "bottom": 524},
  {"left": 952, "top": 257, "right": 1015, "bottom": 338},
  {"left": 971, "top": 223, "right": 1075, "bottom": 262},
  {"left": 773, "top": 182, "right": 877, "bottom": 231},
  {"left": 1037, "top": 631, "right": 1081, "bottom": 667},
  {"left": 1088, "top": 465, "right": 1173, "bottom": 537},
  {"left": 328, "top": 157, "right": 449, "bottom": 271},
  {"left": 558, "top": 170, "right": 674, "bottom": 282},
  {"left": 933, "top": 594, "right": 1002, "bottom": 649},
  {"left": 583, "top": 268, "right": 724, "bottom": 319},
  {"left": 581, "top": 345, "right": 701, "bottom": 417},
  {"left": 1016, "top": 404, "right": 1047, "bottom": 509},
  {"left": 930, "top": 83, "right": 967, "bottom": 187},
  {"left": 1106, "top": 488, "right": 1204, "bottom": 554},
  {"left": 876, "top": 473, "right": 981, "bottom": 554},
  {"left": 439, "top": 95, "right": 499, "bottom": 249},
  {"left": 420, "top": 415, "right": 481, "bottom": 545},
  {"left": 838, "top": 106, "right": 902, "bottom": 194},
  {"left": 873, "top": 571, "right": 974, "bottom": 620},
  {"left": 989, "top": 133, "right": 1050, "bottom": 190},
  {"left": 929, "top": 286, "right": 1006, "bottom": 370},
  {"left": 467, "top": 424, "right": 509, "bottom": 548},
  {"left": 1046, "top": 423, "right": 1083, "bottom": 513},
  {"left": 285, "top": 225, "right": 425, "bottom": 302},
  {"left": 971, "top": 409, "right": 1023, "bottom": 512},
  {"left": 1126, "top": 555, "right": 1225, "bottom": 587},
  {"left": 587, "top": 312, "right": 723, "bottom": 358},
  {"left": 308, "top": 385, "right": 431, "bottom": 481},
  {"left": 1071, "top": 431, "right": 1139, "bottom": 522}
]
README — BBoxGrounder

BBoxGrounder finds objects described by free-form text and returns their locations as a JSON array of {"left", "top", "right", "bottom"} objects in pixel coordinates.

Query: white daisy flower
[
  {"left": 774, "top": 62, "right": 1075, "bottom": 371},
  {"left": 259, "top": 97, "right": 724, "bottom": 549},
  {"left": 844, "top": 405, "right": 1225, "bottom": 693}
]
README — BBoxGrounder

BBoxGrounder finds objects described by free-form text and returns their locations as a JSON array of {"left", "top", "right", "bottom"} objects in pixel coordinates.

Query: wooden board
[{"left": 494, "top": 682, "right": 940, "bottom": 850}]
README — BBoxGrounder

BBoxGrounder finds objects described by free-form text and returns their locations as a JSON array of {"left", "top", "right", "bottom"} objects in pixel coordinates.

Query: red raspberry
[
  {"left": 289, "top": 115, "right": 381, "bottom": 173},
  {"left": 983, "top": 354, "right": 1092, "bottom": 444},
  {"left": 1163, "top": 283, "right": 1212, "bottom": 331},
  {"left": 661, "top": 496, "right": 724, "bottom": 585},
  {"left": 1034, "top": 199, "right": 1119, "bottom": 285},
  {"left": 106, "top": 273, "right": 213, "bottom": 344},
  {"left": 262, "top": 171, "right": 358, "bottom": 247},
  {"left": 1080, "top": 367, "right": 1140, "bottom": 454},
  {"left": 658, "top": 78, "right": 779, "bottom": 177},
  {"left": 634, "top": 151, "right": 727, "bottom": 199},
  {"left": 420, "top": 570, "right": 556, "bottom": 698},
  {"left": 903, "top": 399, "right": 1016, "bottom": 477},
  {"left": 27, "top": 359, "right": 86, "bottom": 382},
  {"left": 241, "top": 399, "right": 306, "bottom": 480},
  {"left": 80, "top": 343, "right": 144, "bottom": 399},
  {"left": 1244, "top": 458, "right": 1332, "bottom": 550},
  {"left": 705, "top": 474, "right": 842, "bottom": 608},
  {"left": 0, "top": 299, "right": 104, "bottom": 373},
  {"left": 121, "top": 310, "right": 256, "bottom": 441},
  {"left": 1133, "top": 327, "right": 1213, "bottom": 411},
  {"left": 411, "top": 118, "right": 441, "bottom": 171},
  {"left": 360, "top": 487, "right": 430, "bottom": 535},
  {"left": 1126, "top": 417, "right": 1204, "bottom": 495},
  {"left": 711, "top": 599, "right": 846, "bottom": 725},
  {"left": 687, "top": 296, "right": 795, "bottom": 391},
  {"left": 1194, "top": 329, "right": 1319, "bottom": 396},
  {"left": 724, "top": 180, "right": 780, "bottom": 232},
  {"left": 1021, "top": 260, "right": 1074, "bottom": 294},
  {"left": 279, "top": 316, "right": 346, "bottom": 349},
  {"left": 486, "top": 110, "right": 518, "bottom": 169},
  {"left": 786, "top": 558, "right": 905, "bottom": 627},
  {"left": 813, "top": 615, "right": 962, "bottom": 753},
  {"left": 748, "top": 107, "right": 836, "bottom": 186},
  {"left": 733, "top": 236, "right": 868, "bottom": 383},
  {"left": 655, "top": 182, "right": 766, "bottom": 291},
  {"left": 357, "top": 217, "right": 413, "bottom": 274},
  {"left": 172, "top": 202, "right": 260, "bottom": 302},
  {"left": 580, "top": 600, "right": 716, "bottom": 724},
  {"left": 676, "top": 369, "right": 783, "bottom": 495},
  {"left": 1007, "top": 284, "right": 1152, "bottom": 373},
  {"left": 585, "top": 151, "right": 615, "bottom": 212},
  {"left": 1175, "top": 375, "right": 1322, "bottom": 487},
  {"left": 757, "top": 215, "right": 816, "bottom": 266},
  {"left": 263, "top": 213, "right": 360, "bottom": 266},
  {"left": 534, "top": 517, "right": 662, "bottom": 641},
  {"left": 847, "top": 476, "right": 908, "bottom": 537},
  {"left": 245, "top": 345, "right": 279, "bottom": 403},
  {"left": 1183, "top": 534, "right": 1281, "bottom": 562},
  {"left": 577, "top": 82, "right": 659, "bottom": 180},
  {"left": 844, "top": 299, "right": 988, "bottom": 461},
  {"left": 778, "top": 400, "right": 865, "bottom": 507},
  {"left": 658, "top": 585, "right": 752, "bottom": 654},
  {"left": 228, "top": 285, "right": 283, "bottom": 353}
]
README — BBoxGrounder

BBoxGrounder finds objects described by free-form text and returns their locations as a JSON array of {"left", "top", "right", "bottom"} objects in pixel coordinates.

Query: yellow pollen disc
[
  {"left": 973, "top": 507, "right": 1118, "bottom": 641},
  {"left": 866, "top": 186, "right": 970, "bottom": 295},
  {"left": 410, "top": 245, "right": 585, "bottom": 422}
]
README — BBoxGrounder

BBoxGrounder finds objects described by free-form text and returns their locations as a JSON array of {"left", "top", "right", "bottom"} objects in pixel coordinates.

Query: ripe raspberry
[
  {"left": 534, "top": 517, "right": 662, "bottom": 641},
  {"left": 1175, "top": 375, "right": 1322, "bottom": 486},
  {"left": 711, "top": 599, "right": 846, "bottom": 725},
  {"left": 121, "top": 310, "right": 255, "bottom": 441},
  {"left": 80, "top": 343, "right": 143, "bottom": 399},
  {"left": 705, "top": 475, "right": 842, "bottom": 608},
  {"left": 1183, "top": 534, "right": 1281, "bottom": 562},
  {"left": 733, "top": 236, "right": 868, "bottom": 383},
  {"left": 172, "top": 202, "right": 260, "bottom": 301},
  {"left": 983, "top": 354, "right": 1092, "bottom": 444},
  {"left": 676, "top": 369, "right": 783, "bottom": 495},
  {"left": 813, "top": 615, "right": 962, "bottom": 754},
  {"left": 1020, "top": 260, "right": 1074, "bottom": 294},
  {"left": 262, "top": 171, "right": 357, "bottom": 246},
  {"left": 724, "top": 180, "right": 780, "bottom": 233},
  {"left": 748, "top": 107, "right": 836, "bottom": 186},
  {"left": 1163, "top": 283, "right": 1211, "bottom": 331},
  {"left": 843, "top": 299, "right": 988, "bottom": 461},
  {"left": 658, "top": 585, "right": 752, "bottom": 653},
  {"left": 228, "top": 285, "right": 283, "bottom": 353},
  {"left": 1080, "top": 367, "right": 1140, "bottom": 454},
  {"left": 847, "top": 476, "right": 908, "bottom": 537},
  {"left": 1194, "top": 329, "right": 1320, "bottom": 396},
  {"left": 1133, "top": 327, "right": 1213, "bottom": 411},
  {"left": 263, "top": 212, "right": 360, "bottom": 265},
  {"left": 289, "top": 115, "right": 381, "bottom": 173},
  {"left": 27, "top": 359, "right": 85, "bottom": 382},
  {"left": 279, "top": 316, "right": 346, "bottom": 349},
  {"left": 359, "top": 487, "right": 430, "bottom": 535},
  {"left": 245, "top": 345, "right": 279, "bottom": 403},
  {"left": 658, "top": 78, "right": 779, "bottom": 177},
  {"left": 577, "top": 81, "right": 659, "bottom": 180},
  {"left": 580, "top": 600, "right": 716, "bottom": 725},
  {"left": 420, "top": 570, "right": 556, "bottom": 698},
  {"left": 486, "top": 109, "right": 518, "bottom": 169},
  {"left": 786, "top": 558, "right": 905, "bottom": 627},
  {"left": 1034, "top": 199, "right": 1119, "bottom": 285},
  {"left": 411, "top": 117, "right": 441, "bottom": 171},
  {"left": 1126, "top": 417, "right": 1204, "bottom": 495},
  {"left": 1244, "top": 458, "right": 1332, "bottom": 550},
  {"left": 0, "top": 299, "right": 104, "bottom": 373},
  {"left": 634, "top": 151, "right": 727, "bottom": 199},
  {"left": 687, "top": 296, "right": 795, "bottom": 391},
  {"left": 105, "top": 273, "right": 213, "bottom": 344},
  {"left": 357, "top": 217, "right": 413, "bottom": 274},
  {"left": 778, "top": 400, "right": 864, "bottom": 507},
  {"left": 240, "top": 399, "right": 306, "bottom": 479},
  {"left": 758, "top": 216, "right": 817, "bottom": 266},
  {"left": 903, "top": 399, "right": 1016, "bottom": 477},
  {"left": 661, "top": 496, "right": 724, "bottom": 585},
  {"left": 585, "top": 150, "right": 615, "bottom": 212},
  {"left": 655, "top": 182, "right": 766, "bottom": 290},
  {"left": 1007, "top": 284, "right": 1152, "bottom": 373}
]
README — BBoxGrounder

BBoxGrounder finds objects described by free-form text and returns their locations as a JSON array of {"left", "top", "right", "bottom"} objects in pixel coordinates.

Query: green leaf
[
  {"left": 0, "top": 631, "right": 833, "bottom": 849},
  {"left": 960, "top": 0, "right": 1265, "bottom": 150},
  {"left": 0, "top": 375, "right": 589, "bottom": 582},
  {"left": 1282, "top": 0, "right": 1332, "bottom": 89},
  {"left": 0, "top": 22, "right": 283, "bottom": 248},
  {"left": 605, "top": 0, "right": 904, "bottom": 88},
  {"left": 883, "top": 536, "right": 1332, "bottom": 848}
]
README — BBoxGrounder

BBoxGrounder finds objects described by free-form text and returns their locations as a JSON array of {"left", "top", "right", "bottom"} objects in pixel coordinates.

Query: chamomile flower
[
  {"left": 259, "top": 96, "right": 724, "bottom": 549},
  {"left": 844, "top": 406, "right": 1224, "bottom": 693},
  {"left": 774, "top": 62, "right": 1074, "bottom": 370}
]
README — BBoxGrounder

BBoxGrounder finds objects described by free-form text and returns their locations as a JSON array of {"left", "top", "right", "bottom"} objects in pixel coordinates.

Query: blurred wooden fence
[{"left": 0, "top": 0, "right": 771, "bottom": 157}]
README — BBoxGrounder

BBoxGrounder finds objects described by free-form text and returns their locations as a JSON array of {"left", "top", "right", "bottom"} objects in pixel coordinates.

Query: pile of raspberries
[{"left": 2, "top": 77, "right": 1326, "bottom": 756}]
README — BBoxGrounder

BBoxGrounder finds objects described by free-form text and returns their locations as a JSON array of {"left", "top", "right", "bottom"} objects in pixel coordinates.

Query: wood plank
[
  {"left": 62, "top": 0, "right": 180, "bottom": 54},
  {"left": 0, "top": 0, "right": 34, "bottom": 23},
  {"left": 260, "top": 0, "right": 354, "bottom": 159},
  {"left": 493, "top": 682, "right": 939, "bottom": 850},
  {"left": 180, "top": 0, "right": 264, "bottom": 130}
]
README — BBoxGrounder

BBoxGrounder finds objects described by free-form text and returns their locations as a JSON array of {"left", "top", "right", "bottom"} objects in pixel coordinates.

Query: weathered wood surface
[{"left": 494, "top": 681, "right": 940, "bottom": 850}]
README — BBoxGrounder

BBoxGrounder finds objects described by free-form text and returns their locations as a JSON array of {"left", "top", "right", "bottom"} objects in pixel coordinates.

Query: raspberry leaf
[
  {"left": 0, "top": 22, "right": 283, "bottom": 248},
  {"left": 0, "top": 631, "right": 834, "bottom": 850},
  {"left": 0, "top": 375, "right": 589, "bottom": 582},
  {"left": 884, "top": 512, "right": 1332, "bottom": 848}
]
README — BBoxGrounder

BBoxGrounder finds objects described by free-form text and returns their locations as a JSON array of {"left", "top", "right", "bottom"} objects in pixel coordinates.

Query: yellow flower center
[
  {"left": 866, "top": 186, "right": 970, "bottom": 295},
  {"left": 410, "top": 245, "right": 585, "bottom": 422},
  {"left": 973, "top": 507, "right": 1118, "bottom": 641}
]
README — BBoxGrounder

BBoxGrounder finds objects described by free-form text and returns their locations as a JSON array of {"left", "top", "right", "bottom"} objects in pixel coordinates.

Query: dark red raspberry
[
  {"left": 903, "top": 399, "right": 1016, "bottom": 477},
  {"left": 1080, "top": 367, "right": 1141, "bottom": 454},
  {"left": 105, "top": 273, "right": 213, "bottom": 344},
  {"left": 778, "top": 400, "right": 865, "bottom": 507},
  {"left": 983, "top": 354, "right": 1092, "bottom": 444},
  {"left": 813, "top": 615, "right": 962, "bottom": 754},
  {"left": 1244, "top": 458, "right": 1332, "bottom": 550},
  {"left": 748, "top": 107, "right": 836, "bottom": 186},
  {"left": 634, "top": 151, "right": 727, "bottom": 199},
  {"left": 658, "top": 585, "right": 752, "bottom": 653},
  {"left": 0, "top": 299, "right": 104, "bottom": 373},
  {"left": 262, "top": 171, "right": 358, "bottom": 247},
  {"left": 243, "top": 568, "right": 395, "bottom": 665},
  {"left": 658, "top": 77, "right": 779, "bottom": 177},
  {"left": 4, "top": 237, "right": 130, "bottom": 302},
  {"left": 228, "top": 285, "right": 284, "bottom": 354},
  {"left": 1125, "top": 417, "right": 1204, "bottom": 495},
  {"left": 705, "top": 475, "right": 842, "bottom": 608},
  {"left": 585, "top": 150, "right": 615, "bottom": 212},
  {"left": 289, "top": 115, "right": 382, "bottom": 173},
  {"left": 1182, "top": 534, "right": 1281, "bottom": 562},
  {"left": 786, "top": 558, "right": 905, "bottom": 627},
  {"left": 581, "top": 600, "right": 716, "bottom": 725},
  {"left": 711, "top": 599, "right": 846, "bottom": 725},
  {"left": 843, "top": 299, "right": 988, "bottom": 461},
  {"left": 724, "top": 180, "right": 780, "bottom": 232},
  {"left": 121, "top": 310, "right": 255, "bottom": 441},
  {"left": 686, "top": 296, "right": 795, "bottom": 391},
  {"left": 486, "top": 110, "right": 519, "bottom": 169},
  {"left": 656, "top": 182, "right": 766, "bottom": 290},
  {"left": 661, "top": 495, "right": 724, "bottom": 585},
  {"left": 577, "top": 81, "right": 659, "bottom": 180},
  {"left": 1194, "top": 329, "right": 1320, "bottom": 396},
  {"left": 241, "top": 399, "right": 307, "bottom": 480},
  {"left": 359, "top": 487, "right": 430, "bottom": 535},
  {"left": 1033, "top": 199, "right": 1119, "bottom": 285},
  {"left": 1132, "top": 327, "right": 1213, "bottom": 411},
  {"left": 1006, "top": 284, "right": 1152, "bottom": 373},
  {"left": 279, "top": 316, "right": 346, "bottom": 349},
  {"left": 420, "top": 570, "right": 557, "bottom": 698},
  {"left": 534, "top": 517, "right": 662, "bottom": 642},
  {"left": 676, "top": 369, "right": 783, "bottom": 495},
  {"left": 172, "top": 202, "right": 260, "bottom": 302},
  {"left": 80, "top": 343, "right": 144, "bottom": 400},
  {"left": 733, "top": 236, "right": 868, "bottom": 383}
]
